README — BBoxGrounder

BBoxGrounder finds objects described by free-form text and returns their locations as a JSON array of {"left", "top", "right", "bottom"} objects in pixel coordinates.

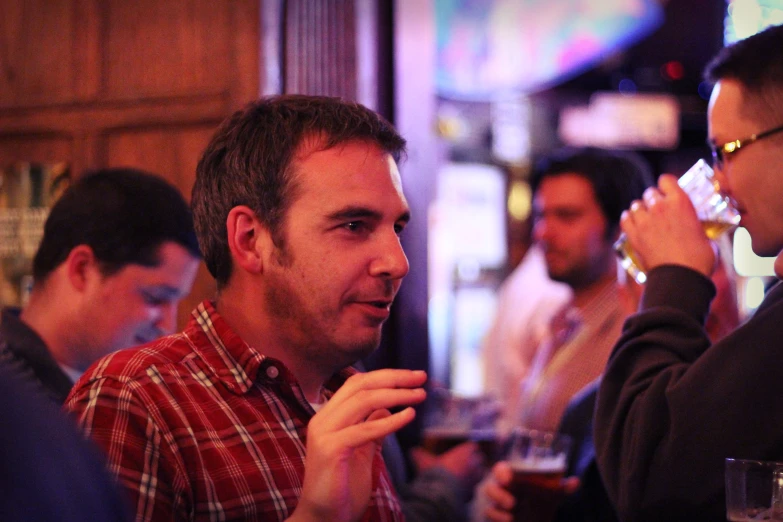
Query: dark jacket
[
  {"left": 0, "top": 360, "right": 131, "bottom": 521},
  {"left": 0, "top": 307, "right": 73, "bottom": 403},
  {"left": 595, "top": 265, "right": 783, "bottom": 522}
]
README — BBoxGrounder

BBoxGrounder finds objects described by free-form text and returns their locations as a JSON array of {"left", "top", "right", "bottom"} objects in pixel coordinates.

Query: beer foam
[{"left": 509, "top": 455, "right": 567, "bottom": 473}]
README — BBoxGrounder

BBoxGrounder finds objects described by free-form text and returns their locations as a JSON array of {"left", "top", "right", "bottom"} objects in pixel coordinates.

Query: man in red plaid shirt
[{"left": 66, "top": 95, "right": 427, "bottom": 522}]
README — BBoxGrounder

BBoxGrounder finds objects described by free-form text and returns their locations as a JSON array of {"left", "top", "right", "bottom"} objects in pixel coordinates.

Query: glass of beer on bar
[
  {"left": 506, "top": 428, "right": 571, "bottom": 522},
  {"left": 614, "top": 159, "right": 740, "bottom": 285}
]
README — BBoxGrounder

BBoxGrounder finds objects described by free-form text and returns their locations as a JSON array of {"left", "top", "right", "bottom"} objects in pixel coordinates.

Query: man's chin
[{"left": 340, "top": 333, "right": 382, "bottom": 362}]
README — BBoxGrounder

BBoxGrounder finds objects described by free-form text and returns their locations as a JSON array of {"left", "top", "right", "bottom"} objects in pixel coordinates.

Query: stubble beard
[{"left": 264, "top": 250, "right": 381, "bottom": 372}]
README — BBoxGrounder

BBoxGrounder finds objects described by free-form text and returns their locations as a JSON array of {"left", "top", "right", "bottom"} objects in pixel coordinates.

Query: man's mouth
[{"left": 351, "top": 299, "right": 394, "bottom": 320}]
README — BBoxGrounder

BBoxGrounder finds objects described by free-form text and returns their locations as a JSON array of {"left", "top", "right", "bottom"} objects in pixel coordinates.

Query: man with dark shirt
[
  {"left": 0, "top": 360, "right": 131, "bottom": 521},
  {"left": 594, "top": 24, "right": 783, "bottom": 522},
  {"left": 0, "top": 168, "right": 201, "bottom": 403}
]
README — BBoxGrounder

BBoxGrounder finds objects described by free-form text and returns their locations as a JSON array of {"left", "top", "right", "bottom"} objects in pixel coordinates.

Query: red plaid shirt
[{"left": 65, "top": 300, "right": 404, "bottom": 522}]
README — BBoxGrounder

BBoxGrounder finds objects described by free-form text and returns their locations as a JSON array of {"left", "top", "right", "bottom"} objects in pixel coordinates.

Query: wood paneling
[
  {"left": 0, "top": 0, "right": 392, "bottom": 335},
  {"left": 0, "top": 134, "right": 73, "bottom": 166},
  {"left": 103, "top": 124, "right": 218, "bottom": 197},
  {"left": 101, "top": 0, "right": 232, "bottom": 100},
  {"left": 0, "top": 0, "right": 260, "bottom": 322},
  {"left": 0, "top": 0, "right": 82, "bottom": 107}
]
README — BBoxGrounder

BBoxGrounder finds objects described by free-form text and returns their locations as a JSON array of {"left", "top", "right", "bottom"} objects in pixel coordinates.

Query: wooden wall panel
[
  {"left": 101, "top": 0, "right": 232, "bottom": 100},
  {"left": 102, "top": 124, "right": 219, "bottom": 196},
  {"left": 0, "top": 0, "right": 259, "bottom": 323},
  {"left": 0, "top": 135, "right": 73, "bottom": 167},
  {"left": 0, "top": 0, "right": 82, "bottom": 107}
]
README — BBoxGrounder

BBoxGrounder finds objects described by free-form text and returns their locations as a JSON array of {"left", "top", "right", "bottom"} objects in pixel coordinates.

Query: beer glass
[
  {"left": 725, "top": 458, "right": 783, "bottom": 521},
  {"left": 614, "top": 159, "right": 740, "bottom": 284},
  {"left": 420, "top": 389, "right": 501, "bottom": 464},
  {"left": 505, "top": 428, "right": 571, "bottom": 522}
]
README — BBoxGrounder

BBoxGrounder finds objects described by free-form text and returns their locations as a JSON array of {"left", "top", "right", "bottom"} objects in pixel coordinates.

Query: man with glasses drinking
[{"left": 593, "top": 24, "right": 783, "bottom": 522}]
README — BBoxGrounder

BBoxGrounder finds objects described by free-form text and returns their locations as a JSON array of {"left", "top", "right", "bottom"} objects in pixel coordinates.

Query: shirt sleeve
[
  {"left": 65, "top": 377, "right": 187, "bottom": 522},
  {"left": 593, "top": 265, "right": 783, "bottom": 522},
  {"left": 595, "top": 265, "right": 717, "bottom": 521}
]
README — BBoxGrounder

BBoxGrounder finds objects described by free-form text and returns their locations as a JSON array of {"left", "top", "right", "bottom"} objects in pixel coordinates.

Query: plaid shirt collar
[{"left": 186, "top": 300, "right": 356, "bottom": 398}]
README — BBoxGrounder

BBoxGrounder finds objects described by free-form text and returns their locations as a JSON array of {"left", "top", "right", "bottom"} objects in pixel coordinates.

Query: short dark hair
[
  {"left": 32, "top": 168, "right": 201, "bottom": 282},
  {"left": 530, "top": 147, "right": 653, "bottom": 237},
  {"left": 192, "top": 94, "right": 407, "bottom": 287},
  {"left": 704, "top": 24, "right": 783, "bottom": 123}
]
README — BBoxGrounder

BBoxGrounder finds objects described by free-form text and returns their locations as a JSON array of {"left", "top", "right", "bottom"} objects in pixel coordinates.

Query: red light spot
[{"left": 662, "top": 61, "right": 685, "bottom": 80}]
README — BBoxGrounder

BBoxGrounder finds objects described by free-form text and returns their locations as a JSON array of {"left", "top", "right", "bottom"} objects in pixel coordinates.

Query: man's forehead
[{"left": 535, "top": 173, "right": 598, "bottom": 206}]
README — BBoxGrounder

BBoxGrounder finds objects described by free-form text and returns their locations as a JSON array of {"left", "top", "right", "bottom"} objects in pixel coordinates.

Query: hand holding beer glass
[
  {"left": 501, "top": 428, "right": 572, "bottom": 522},
  {"left": 615, "top": 159, "right": 740, "bottom": 284}
]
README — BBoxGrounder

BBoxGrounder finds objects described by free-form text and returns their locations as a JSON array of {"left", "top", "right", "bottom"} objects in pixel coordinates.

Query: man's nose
[
  {"left": 155, "top": 303, "right": 178, "bottom": 336},
  {"left": 713, "top": 163, "right": 731, "bottom": 197},
  {"left": 369, "top": 232, "right": 409, "bottom": 280},
  {"left": 532, "top": 219, "right": 550, "bottom": 243}
]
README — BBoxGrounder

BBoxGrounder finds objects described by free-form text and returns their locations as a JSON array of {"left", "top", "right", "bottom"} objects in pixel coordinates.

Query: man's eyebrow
[
  {"left": 147, "top": 285, "right": 186, "bottom": 298},
  {"left": 326, "top": 206, "right": 411, "bottom": 224},
  {"left": 326, "top": 207, "right": 382, "bottom": 222}
]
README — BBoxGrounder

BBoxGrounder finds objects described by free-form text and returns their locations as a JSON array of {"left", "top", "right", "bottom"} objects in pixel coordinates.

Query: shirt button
[{"left": 266, "top": 366, "right": 279, "bottom": 379}]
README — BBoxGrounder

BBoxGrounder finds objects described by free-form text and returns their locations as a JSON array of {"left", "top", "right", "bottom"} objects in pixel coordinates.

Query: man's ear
[
  {"left": 65, "top": 245, "right": 99, "bottom": 292},
  {"left": 226, "top": 205, "right": 274, "bottom": 275}
]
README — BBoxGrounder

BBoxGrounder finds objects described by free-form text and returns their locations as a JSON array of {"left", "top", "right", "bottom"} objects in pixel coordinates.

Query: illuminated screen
[
  {"left": 436, "top": 0, "right": 664, "bottom": 99},
  {"left": 724, "top": 0, "right": 783, "bottom": 44}
]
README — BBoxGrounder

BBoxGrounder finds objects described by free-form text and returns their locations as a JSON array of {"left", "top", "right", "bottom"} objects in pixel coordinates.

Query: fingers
[
  {"left": 484, "top": 468, "right": 515, "bottom": 510},
  {"left": 323, "top": 407, "right": 419, "bottom": 449},
  {"left": 308, "top": 370, "right": 428, "bottom": 451},
  {"left": 327, "top": 369, "right": 427, "bottom": 409},
  {"left": 656, "top": 173, "right": 680, "bottom": 194},
  {"left": 484, "top": 505, "right": 514, "bottom": 522},
  {"left": 319, "top": 369, "right": 427, "bottom": 428},
  {"left": 491, "top": 461, "right": 513, "bottom": 488},
  {"left": 318, "top": 387, "right": 426, "bottom": 431}
]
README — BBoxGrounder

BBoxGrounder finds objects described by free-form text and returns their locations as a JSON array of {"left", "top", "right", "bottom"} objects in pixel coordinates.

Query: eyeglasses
[{"left": 709, "top": 123, "right": 783, "bottom": 169}]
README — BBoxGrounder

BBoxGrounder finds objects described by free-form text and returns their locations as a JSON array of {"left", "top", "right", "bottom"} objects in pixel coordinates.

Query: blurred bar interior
[{"left": 1, "top": 0, "right": 781, "bottom": 441}]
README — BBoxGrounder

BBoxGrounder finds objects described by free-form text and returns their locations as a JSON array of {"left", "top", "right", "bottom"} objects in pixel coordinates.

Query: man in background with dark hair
[
  {"left": 67, "top": 95, "right": 429, "bottom": 522},
  {"left": 593, "top": 23, "right": 783, "bottom": 521},
  {"left": 482, "top": 147, "right": 653, "bottom": 434},
  {"left": 0, "top": 167, "right": 201, "bottom": 404}
]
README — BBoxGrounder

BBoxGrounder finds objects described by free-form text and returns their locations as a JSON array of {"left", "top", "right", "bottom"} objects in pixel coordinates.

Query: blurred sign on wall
[{"left": 559, "top": 92, "right": 680, "bottom": 149}]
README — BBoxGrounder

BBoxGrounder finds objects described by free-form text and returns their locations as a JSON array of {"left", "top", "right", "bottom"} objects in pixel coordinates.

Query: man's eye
[
  {"left": 142, "top": 293, "right": 165, "bottom": 306},
  {"left": 394, "top": 223, "right": 406, "bottom": 236},
  {"left": 344, "top": 221, "right": 366, "bottom": 232}
]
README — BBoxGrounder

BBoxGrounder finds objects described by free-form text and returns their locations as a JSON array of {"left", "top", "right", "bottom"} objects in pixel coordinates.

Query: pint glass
[
  {"left": 506, "top": 428, "right": 571, "bottom": 522},
  {"left": 614, "top": 159, "right": 740, "bottom": 284}
]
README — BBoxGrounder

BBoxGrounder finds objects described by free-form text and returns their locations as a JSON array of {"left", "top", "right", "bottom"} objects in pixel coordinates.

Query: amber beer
[
  {"left": 615, "top": 218, "right": 737, "bottom": 284},
  {"left": 614, "top": 159, "right": 740, "bottom": 285},
  {"left": 508, "top": 459, "right": 567, "bottom": 522},
  {"left": 421, "top": 427, "right": 500, "bottom": 464}
]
